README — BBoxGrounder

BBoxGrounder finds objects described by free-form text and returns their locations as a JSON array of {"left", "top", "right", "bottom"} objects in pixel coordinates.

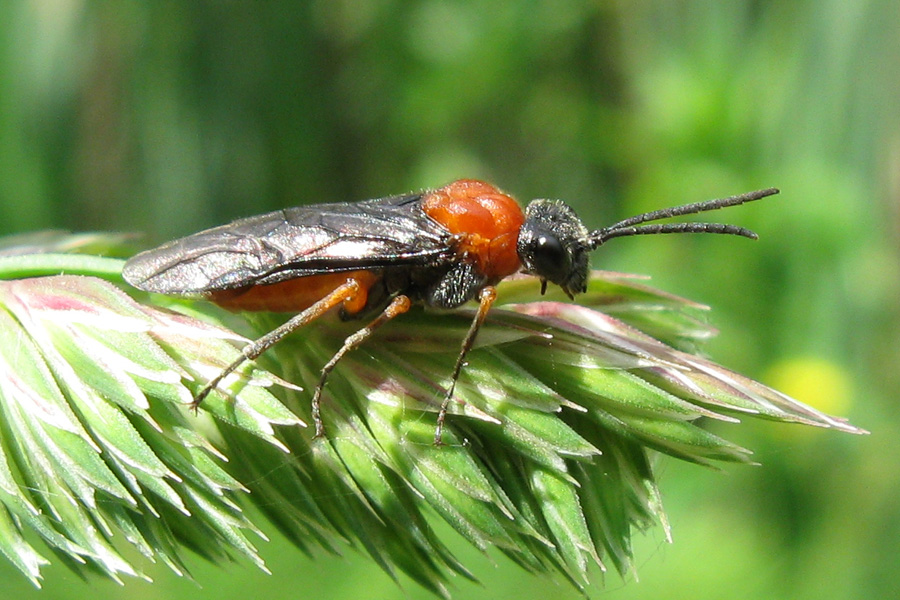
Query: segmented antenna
[{"left": 589, "top": 188, "right": 779, "bottom": 249}]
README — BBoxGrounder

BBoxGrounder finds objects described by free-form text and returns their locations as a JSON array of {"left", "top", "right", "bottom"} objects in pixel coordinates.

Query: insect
[{"left": 123, "top": 179, "right": 778, "bottom": 444}]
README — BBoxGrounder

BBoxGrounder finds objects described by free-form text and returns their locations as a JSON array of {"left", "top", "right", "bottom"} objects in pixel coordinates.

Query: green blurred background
[{"left": 1, "top": 1, "right": 897, "bottom": 598}]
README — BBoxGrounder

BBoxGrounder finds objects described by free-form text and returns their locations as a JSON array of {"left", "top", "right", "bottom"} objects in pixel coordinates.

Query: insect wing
[{"left": 123, "top": 193, "right": 453, "bottom": 294}]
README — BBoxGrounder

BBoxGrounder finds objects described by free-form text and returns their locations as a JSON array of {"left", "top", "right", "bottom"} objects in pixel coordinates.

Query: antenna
[{"left": 589, "top": 188, "right": 779, "bottom": 249}]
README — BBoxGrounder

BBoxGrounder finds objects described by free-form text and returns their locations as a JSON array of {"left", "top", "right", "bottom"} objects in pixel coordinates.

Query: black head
[
  {"left": 517, "top": 188, "right": 779, "bottom": 299},
  {"left": 517, "top": 199, "right": 591, "bottom": 299}
]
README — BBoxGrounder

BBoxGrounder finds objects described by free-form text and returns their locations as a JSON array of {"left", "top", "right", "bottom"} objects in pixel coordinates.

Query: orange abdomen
[
  {"left": 207, "top": 270, "right": 378, "bottom": 314},
  {"left": 422, "top": 179, "right": 525, "bottom": 281}
]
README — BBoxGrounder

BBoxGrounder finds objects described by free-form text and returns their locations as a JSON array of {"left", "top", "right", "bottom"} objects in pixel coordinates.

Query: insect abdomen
[{"left": 206, "top": 270, "right": 379, "bottom": 314}]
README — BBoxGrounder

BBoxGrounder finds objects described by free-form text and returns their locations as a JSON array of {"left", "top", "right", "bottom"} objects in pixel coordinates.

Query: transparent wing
[{"left": 123, "top": 193, "right": 453, "bottom": 294}]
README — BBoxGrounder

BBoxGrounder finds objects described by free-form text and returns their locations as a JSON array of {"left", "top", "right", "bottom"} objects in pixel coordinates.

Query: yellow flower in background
[{"left": 764, "top": 357, "right": 854, "bottom": 418}]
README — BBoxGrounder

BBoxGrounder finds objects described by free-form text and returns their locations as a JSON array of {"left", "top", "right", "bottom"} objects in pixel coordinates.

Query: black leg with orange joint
[
  {"left": 434, "top": 286, "right": 498, "bottom": 445},
  {"left": 191, "top": 279, "right": 364, "bottom": 411},
  {"left": 311, "top": 294, "right": 412, "bottom": 437}
]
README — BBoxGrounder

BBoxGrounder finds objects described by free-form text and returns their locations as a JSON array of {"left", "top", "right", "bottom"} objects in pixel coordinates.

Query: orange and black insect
[{"left": 123, "top": 179, "right": 778, "bottom": 443}]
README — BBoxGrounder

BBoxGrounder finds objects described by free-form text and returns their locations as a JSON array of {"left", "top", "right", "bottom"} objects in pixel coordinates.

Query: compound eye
[{"left": 531, "top": 234, "right": 569, "bottom": 283}]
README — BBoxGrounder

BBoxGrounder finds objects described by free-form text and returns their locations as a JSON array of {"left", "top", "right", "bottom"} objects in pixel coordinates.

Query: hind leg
[{"left": 192, "top": 279, "right": 363, "bottom": 410}]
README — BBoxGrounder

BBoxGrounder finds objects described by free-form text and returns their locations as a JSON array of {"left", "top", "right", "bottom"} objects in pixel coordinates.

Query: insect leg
[
  {"left": 192, "top": 279, "right": 363, "bottom": 410},
  {"left": 434, "top": 286, "right": 498, "bottom": 445},
  {"left": 310, "top": 294, "right": 411, "bottom": 438}
]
